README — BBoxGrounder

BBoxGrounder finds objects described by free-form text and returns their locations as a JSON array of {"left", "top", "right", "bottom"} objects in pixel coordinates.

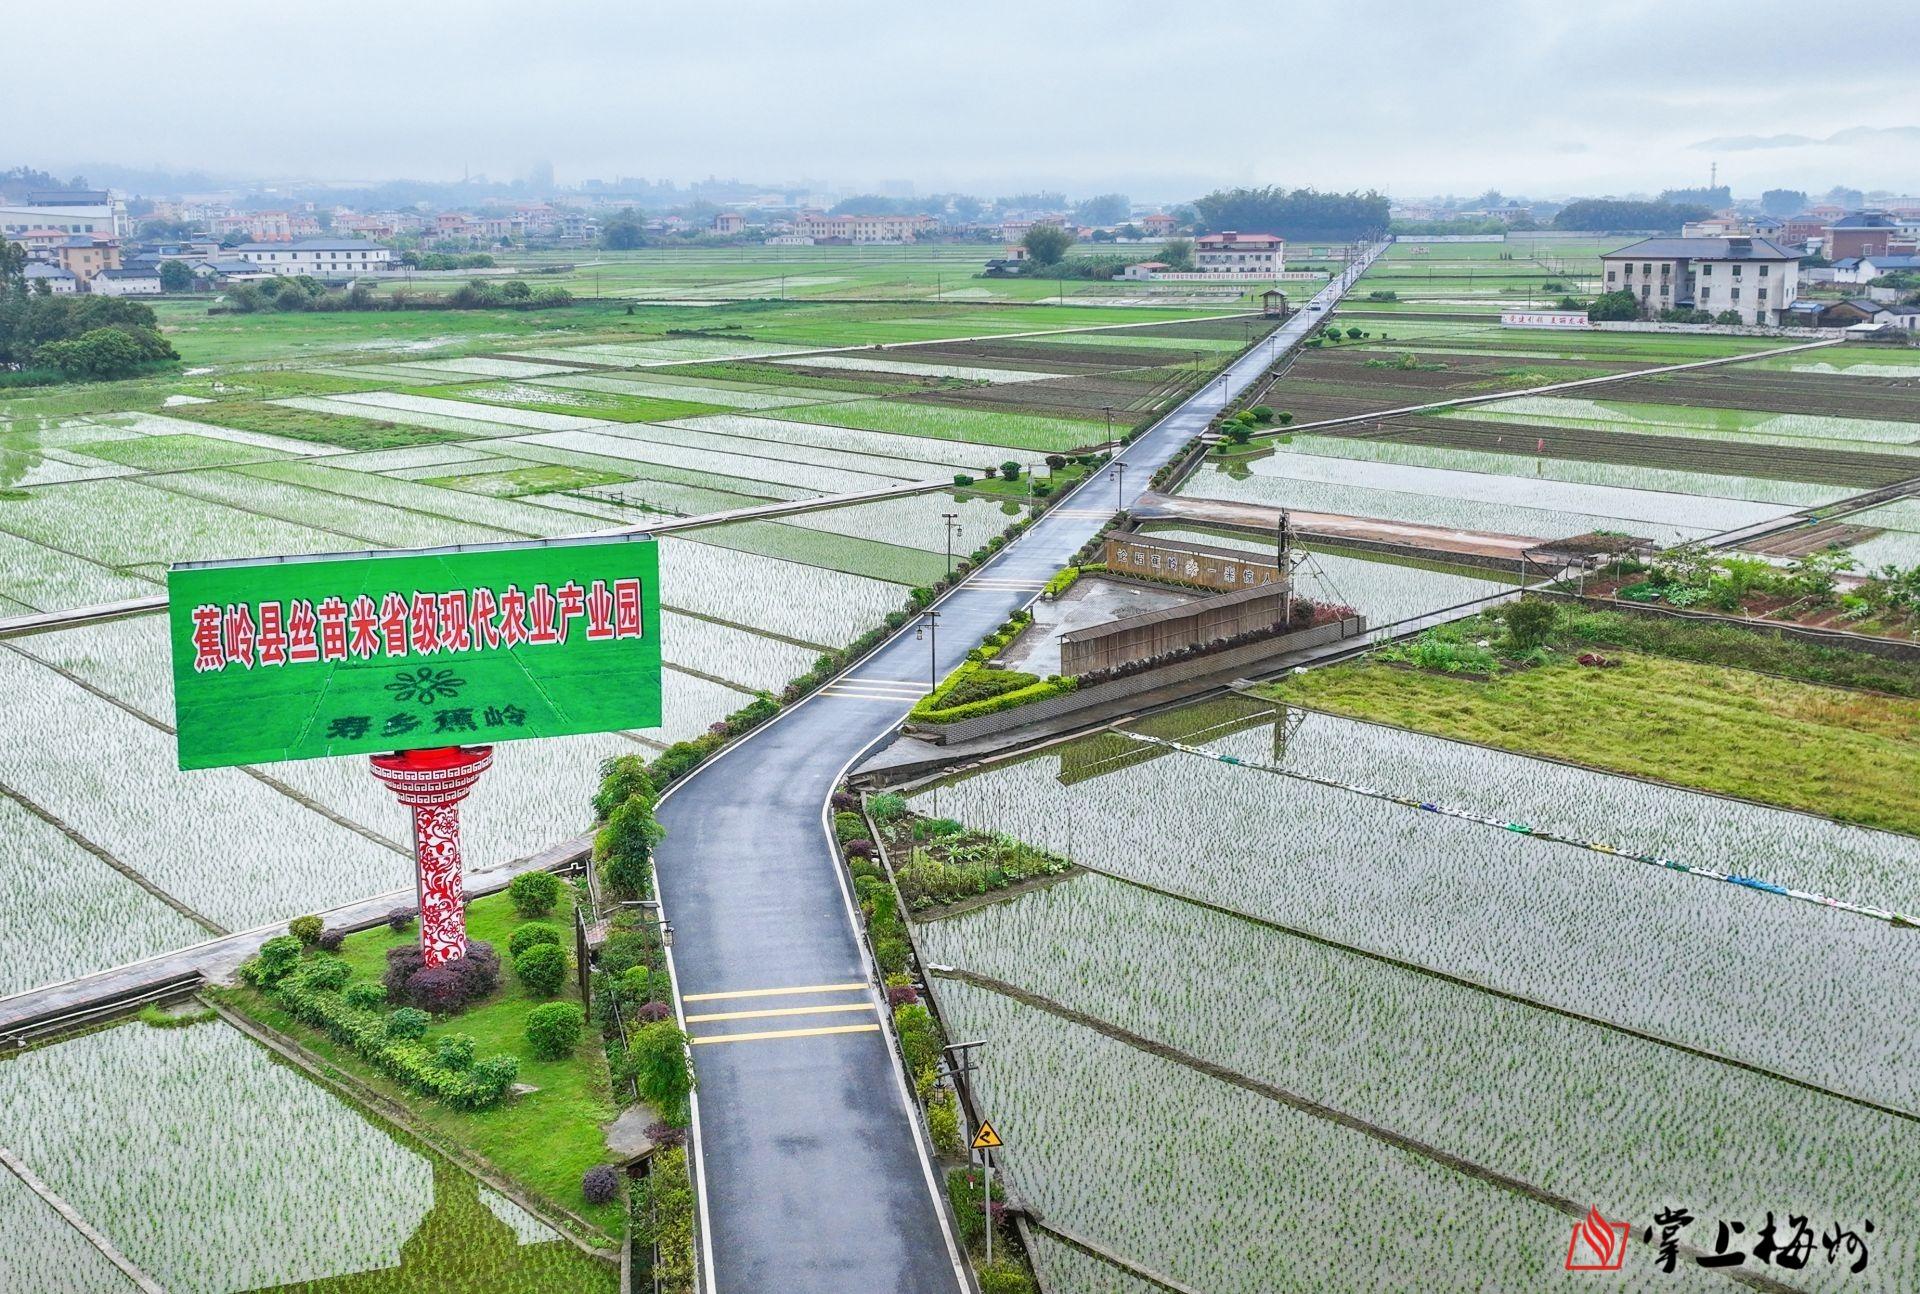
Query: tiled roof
[{"left": 1604, "top": 237, "right": 1796, "bottom": 260}]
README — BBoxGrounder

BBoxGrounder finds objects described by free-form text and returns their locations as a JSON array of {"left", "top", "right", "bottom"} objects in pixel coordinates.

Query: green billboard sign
[{"left": 168, "top": 534, "right": 661, "bottom": 771}]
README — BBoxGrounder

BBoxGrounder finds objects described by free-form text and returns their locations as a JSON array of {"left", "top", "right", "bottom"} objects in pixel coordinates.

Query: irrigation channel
[{"left": 644, "top": 246, "right": 1386, "bottom": 1294}]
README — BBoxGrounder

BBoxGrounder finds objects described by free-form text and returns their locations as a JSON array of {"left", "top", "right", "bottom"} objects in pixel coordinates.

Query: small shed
[{"left": 1261, "top": 288, "right": 1288, "bottom": 318}]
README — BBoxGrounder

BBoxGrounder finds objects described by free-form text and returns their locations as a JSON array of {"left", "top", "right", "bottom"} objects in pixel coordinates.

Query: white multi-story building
[
  {"left": 231, "top": 238, "right": 392, "bottom": 277},
  {"left": 0, "top": 196, "right": 126, "bottom": 238},
  {"left": 794, "top": 211, "right": 934, "bottom": 243},
  {"left": 1600, "top": 236, "right": 1799, "bottom": 325},
  {"left": 1193, "top": 231, "right": 1285, "bottom": 277}
]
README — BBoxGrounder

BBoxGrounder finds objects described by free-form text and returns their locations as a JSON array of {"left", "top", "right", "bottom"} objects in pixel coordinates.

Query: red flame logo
[{"left": 1566, "top": 1205, "right": 1628, "bottom": 1271}]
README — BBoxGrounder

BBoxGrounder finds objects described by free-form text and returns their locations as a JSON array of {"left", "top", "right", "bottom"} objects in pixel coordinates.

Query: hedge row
[{"left": 266, "top": 974, "right": 519, "bottom": 1110}]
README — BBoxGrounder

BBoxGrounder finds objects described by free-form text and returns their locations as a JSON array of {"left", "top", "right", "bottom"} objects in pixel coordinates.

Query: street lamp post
[
  {"left": 1111, "top": 461, "right": 1126, "bottom": 512},
  {"left": 616, "top": 899, "right": 675, "bottom": 949},
  {"left": 1102, "top": 404, "right": 1114, "bottom": 450},
  {"left": 941, "top": 512, "right": 961, "bottom": 576},
  {"left": 914, "top": 610, "right": 941, "bottom": 691}
]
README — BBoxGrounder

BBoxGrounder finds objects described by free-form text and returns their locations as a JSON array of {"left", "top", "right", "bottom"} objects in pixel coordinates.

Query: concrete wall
[
  {"left": 927, "top": 617, "right": 1364, "bottom": 744},
  {"left": 1062, "top": 583, "right": 1288, "bottom": 675}
]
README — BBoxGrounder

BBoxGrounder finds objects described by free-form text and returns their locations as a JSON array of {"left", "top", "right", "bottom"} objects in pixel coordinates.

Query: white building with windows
[
  {"left": 1193, "top": 231, "right": 1286, "bottom": 278},
  {"left": 231, "top": 238, "right": 392, "bottom": 278},
  {"left": 1600, "top": 236, "right": 1799, "bottom": 325},
  {"left": 90, "top": 266, "right": 162, "bottom": 296}
]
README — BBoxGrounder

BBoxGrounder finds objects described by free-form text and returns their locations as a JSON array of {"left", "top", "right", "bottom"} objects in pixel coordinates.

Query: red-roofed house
[
  {"left": 1194, "top": 231, "right": 1285, "bottom": 277},
  {"left": 1141, "top": 213, "right": 1177, "bottom": 236}
]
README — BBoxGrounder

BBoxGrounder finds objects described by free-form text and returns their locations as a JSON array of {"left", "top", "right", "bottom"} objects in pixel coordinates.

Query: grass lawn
[
  {"left": 420, "top": 382, "right": 725, "bottom": 426},
  {"left": 218, "top": 886, "right": 626, "bottom": 1242},
  {"left": 1270, "top": 650, "right": 1920, "bottom": 835},
  {"left": 176, "top": 399, "right": 468, "bottom": 450},
  {"left": 959, "top": 459, "right": 1096, "bottom": 502}
]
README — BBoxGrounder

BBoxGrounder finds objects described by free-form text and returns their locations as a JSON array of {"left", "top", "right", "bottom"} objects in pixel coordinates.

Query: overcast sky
[{"left": 16, "top": 0, "right": 1920, "bottom": 200}]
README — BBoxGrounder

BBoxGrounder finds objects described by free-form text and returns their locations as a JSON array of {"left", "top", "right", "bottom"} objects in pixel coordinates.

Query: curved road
[{"left": 652, "top": 249, "right": 1379, "bottom": 1294}]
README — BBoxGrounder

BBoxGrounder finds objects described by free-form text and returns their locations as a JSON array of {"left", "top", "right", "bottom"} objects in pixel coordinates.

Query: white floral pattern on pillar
[{"left": 369, "top": 746, "right": 493, "bottom": 968}]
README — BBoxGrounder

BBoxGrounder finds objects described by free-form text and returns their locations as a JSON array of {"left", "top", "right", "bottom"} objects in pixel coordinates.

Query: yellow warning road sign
[{"left": 971, "top": 1121, "right": 1003, "bottom": 1151}]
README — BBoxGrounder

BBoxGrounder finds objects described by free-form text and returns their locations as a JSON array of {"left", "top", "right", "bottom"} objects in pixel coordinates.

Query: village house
[
  {"left": 1193, "top": 231, "right": 1285, "bottom": 277},
  {"left": 90, "top": 266, "right": 162, "bottom": 297},
  {"left": 53, "top": 235, "right": 122, "bottom": 284},
  {"left": 231, "top": 238, "right": 392, "bottom": 277},
  {"left": 1824, "top": 212, "right": 1904, "bottom": 261},
  {"left": 1141, "top": 212, "right": 1178, "bottom": 237},
  {"left": 22, "top": 263, "right": 77, "bottom": 294},
  {"left": 712, "top": 211, "right": 746, "bottom": 234},
  {"left": 1600, "top": 235, "right": 1799, "bottom": 325}
]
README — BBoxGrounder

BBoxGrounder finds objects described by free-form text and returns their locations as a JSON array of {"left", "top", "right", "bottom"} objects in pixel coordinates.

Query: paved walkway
[
  {"left": 648, "top": 246, "right": 1385, "bottom": 1294},
  {"left": 0, "top": 834, "right": 588, "bottom": 1040},
  {"left": 1131, "top": 492, "right": 1549, "bottom": 562}
]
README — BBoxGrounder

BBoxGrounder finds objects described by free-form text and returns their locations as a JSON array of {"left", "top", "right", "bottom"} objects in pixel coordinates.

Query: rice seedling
[
  {"left": 779, "top": 399, "right": 1105, "bottom": 454},
  {"left": 667, "top": 413, "right": 1048, "bottom": 471},
  {"left": 769, "top": 355, "right": 1065, "bottom": 384},
  {"left": 0, "top": 795, "right": 206, "bottom": 997},
  {"left": 527, "top": 373, "right": 834, "bottom": 410},
  {"left": 0, "top": 527, "right": 158, "bottom": 612},
  {"left": 919, "top": 871, "right": 1920, "bottom": 1284},
  {"left": 0, "top": 1168, "right": 139, "bottom": 1292},
  {"left": 315, "top": 391, "right": 611, "bottom": 434},
  {"left": 656, "top": 535, "right": 908, "bottom": 644},
  {"left": 533, "top": 427, "right": 909, "bottom": 496},
  {"left": 0, "top": 1017, "right": 615, "bottom": 1292},
  {"left": 933, "top": 981, "right": 1686, "bottom": 1294},
  {"left": 908, "top": 726, "right": 1920, "bottom": 1113}
]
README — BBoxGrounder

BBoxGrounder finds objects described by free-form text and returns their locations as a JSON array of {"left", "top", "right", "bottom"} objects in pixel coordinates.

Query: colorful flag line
[{"left": 1117, "top": 733, "right": 1919, "bottom": 929}]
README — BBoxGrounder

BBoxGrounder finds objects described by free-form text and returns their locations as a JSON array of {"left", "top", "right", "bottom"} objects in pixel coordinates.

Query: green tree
[
  {"left": 1072, "top": 192, "right": 1130, "bottom": 225},
  {"left": 157, "top": 260, "right": 195, "bottom": 293},
  {"left": 1760, "top": 188, "right": 1808, "bottom": 217},
  {"left": 1586, "top": 289, "right": 1641, "bottom": 322},
  {"left": 595, "top": 792, "right": 665, "bottom": 897},
  {"left": 1021, "top": 224, "right": 1073, "bottom": 267},
  {"left": 0, "top": 239, "right": 25, "bottom": 296},
  {"left": 1160, "top": 237, "right": 1194, "bottom": 271},
  {"left": 600, "top": 211, "right": 647, "bottom": 250},
  {"left": 1502, "top": 598, "right": 1558, "bottom": 651},
  {"left": 626, "top": 1020, "right": 695, "bottom": 1120}
]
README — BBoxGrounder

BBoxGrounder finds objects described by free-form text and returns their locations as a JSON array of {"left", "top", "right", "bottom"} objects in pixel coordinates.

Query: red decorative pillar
[{"left": 370, "top": 745, "right": 493, "bottom": 967}]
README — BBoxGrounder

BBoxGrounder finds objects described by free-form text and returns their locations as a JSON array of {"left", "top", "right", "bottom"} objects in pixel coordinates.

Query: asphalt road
[{"left": 651, "top": 249, "right": 1380, "bottom": 1294}]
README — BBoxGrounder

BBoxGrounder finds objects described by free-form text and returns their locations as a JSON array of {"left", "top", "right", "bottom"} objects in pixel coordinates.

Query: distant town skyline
[{"left": 13, "top": 0, "right": 1918, "bottom": 200}]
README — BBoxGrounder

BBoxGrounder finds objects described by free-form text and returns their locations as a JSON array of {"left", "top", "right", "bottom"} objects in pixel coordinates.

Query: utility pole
[
  {"left": 941, "top": 513, "right": 961, "bottom": 576},
  {"left": 1111, "top": 461, "right": 1126, "bottom": 512},
  {"left": 1103, "top": 404, "right": 1114, "bottom": 450}
]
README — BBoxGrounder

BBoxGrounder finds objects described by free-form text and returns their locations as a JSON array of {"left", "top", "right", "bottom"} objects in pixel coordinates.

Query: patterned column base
[{"left": 370, "top": 745, "right": 493, "bottom": 967}]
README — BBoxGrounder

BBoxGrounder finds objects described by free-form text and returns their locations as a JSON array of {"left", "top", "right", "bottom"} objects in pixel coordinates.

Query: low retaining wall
[
  {"left": 919, "top": 617, "right": 1364, "bottom": 744},
  {"left": 1591, "top": 321, "right": 1828, "bottom": 339}
]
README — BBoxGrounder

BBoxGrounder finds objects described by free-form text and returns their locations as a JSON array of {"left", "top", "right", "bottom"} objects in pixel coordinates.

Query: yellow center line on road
[
  {"left": 684, "top": 1002, "right": 877, "bottom": 1024},
  {"left": 689, "top": 1023, "right": 882, "bottom": 1046},
  {"left": 682, "top": 981, "right": 868, "bottom": 1003}
]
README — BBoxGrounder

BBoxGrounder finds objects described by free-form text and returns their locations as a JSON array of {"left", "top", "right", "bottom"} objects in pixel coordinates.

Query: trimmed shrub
[
  {"left": 514, "top": 942, "right": 568, "bottom": 997},
  {"left": 288, "top": 915, "right": 324, "bottom": 946},
  {"left": 316, "top": 928, "right": 345, "bottom": 953},
  {"left": 874, "top": 935, "right": 910, "bottom": 977},
  {"left": 999, "top": 461, "right": 1020, "bottom": 481},
  {"left": 508, "top": 922, "right": 563, "bottom": 959},
  {"left": 581, "top": 1163, "right": 621, "bottom": 1205},
  {"left": 894, "top": 1003, "right": 943, "bottom": 1075},
  {"left": 386, "top": 1007, "right": 430, "bottom": 1040},
  {"left": 599, "top": 929, "right": 658, "bottom": 978},
  {"left": 243, "top": 935, "right": 304, "bottom": 986},
  {"left": 843, "top": 838, "right": 875, "bottom": 859},
  {"left": 526, "top": 1002, "right": 585, "bottom": 1059},
  {"left": 832, "top": 811, "right": 867, "bottom": 842},
  {"left": 296, "top": 957, "right": 352, "bottom": 992},
  {"left": 507, "top": 870, "right": 562, "bottom": 918},
  {"left": 952, "top": 473, "right": 974, "bottom": 486},
  {"left": 887, "top": 984, "right": 920, "bottom": 1008},
  {"left": 387, "top": 906, "right": 416, "bottom": 931},
  {"left": 636, "top": 1000, "right": 673, "bottom": 1023},
  {"left": 979, "top": 1261, "right": 1036, "bottom": 1294},
  {"left": 928, "top": 1093, "right": 962, "bottom": 1156},
  {"left": 384, "top": 941, "right": 500, "bottom": 1013},
  {"left": 343, "top": 982, "right": 386, "bottom": 1011},
  {"left": 265, "top": 981, "right": 514, "bottom": 1109},
  {"left": 435, "top": 1033, "right": 477, "bottom": 1070}
]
